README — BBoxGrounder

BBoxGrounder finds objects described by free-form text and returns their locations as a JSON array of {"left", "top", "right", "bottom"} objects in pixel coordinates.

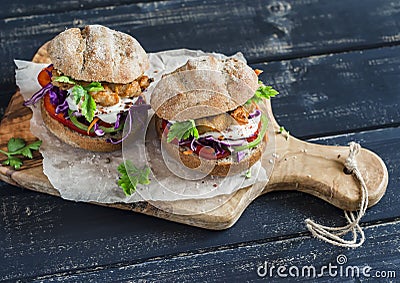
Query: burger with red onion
[
  {"left": 151, "top": 56, "right": 278, "bottom": 176},
  {"left": 24, "top": 25, "right": 152, "bottom": 152}
]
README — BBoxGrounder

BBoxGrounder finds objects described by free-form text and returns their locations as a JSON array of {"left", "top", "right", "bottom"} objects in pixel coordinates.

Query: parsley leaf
[
  {"left": 3, "top": 156, "right": 23, "bottom": 170},
  {"left": 117, "top": 161, "right": 151, "bottom": 196},
  {"left": 7, "top": 138, "right": 26, "bottom": 152},
  {"left": 255, "top": 84, "right": 279, "bottom": 100},
  {"left": 167, "top": 120, "right": 199, "bottom": 143},
  {"left": 19, "top": 141, "right": 42, "bottom": 159},
  {"left": 279, "top": 126, "right": 290, "bottom": 140},
  {"left": 0, "top": 138, "right": 42, "bottom": 170},
  {"left": 21, "top": 147, "right": 33, "bottom": 159},
  {"left": 53, "top": 76, "right": 76, "bottom": 85},
  {"left": 27, "top": 140, "right": 43, "bottom": 151},
  {"left": 246, "top": 81, "right": 279, "bottom": 105}
]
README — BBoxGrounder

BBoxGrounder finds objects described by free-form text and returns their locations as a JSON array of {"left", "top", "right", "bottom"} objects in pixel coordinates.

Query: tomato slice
[
  {"left": 246, "top": 132, "right": 259, "bottom": 142},
  {"left": 161, "top": 119, "right": 169, "bottom": 137},
  {"left": 160, "top": 119, "right": 180, "bottom": 144},
  {"left": 99, "top": 120, "right": 115, "bottom": 128},
  {"left": 43, "top": 93, "right": 96, "bottom": 137},
  {"left": 38, "top": 65, "right": 54, "bottom": 87},
  {"left": 246, "top": 121, "right": 261, "bottom": 142}
]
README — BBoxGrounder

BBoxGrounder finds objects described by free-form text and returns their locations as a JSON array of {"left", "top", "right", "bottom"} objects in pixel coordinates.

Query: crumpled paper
[{"left": 15, "top": 49, "right": 274, "bottom": 206}]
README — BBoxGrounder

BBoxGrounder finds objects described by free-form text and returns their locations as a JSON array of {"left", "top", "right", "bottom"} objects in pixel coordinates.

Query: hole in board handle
[{"left": 343, "top": 167, "right": 353, "bottom": 175}]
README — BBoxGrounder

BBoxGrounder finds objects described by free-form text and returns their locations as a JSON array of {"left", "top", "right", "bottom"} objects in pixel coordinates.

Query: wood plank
[
  {"left": 2, "top": 0, "right": 399, "bottom": 61},
  {"left": 1, "top": 126, "right": 399, "bottom": 280},
  {"left": 29, "top": 220, "right": 400, "bottom": 282},
  {"left": 257, "top": 45, "right": 400, "bottom": 138},
  {"left": 0, "top": 89, "right": 35, "bottom": 143},
  {"left": 1, "top": 0, "right": 400, "bottom": 113},
  {"left": 0, "top": 1, "right": 158, "bottom": 19}
]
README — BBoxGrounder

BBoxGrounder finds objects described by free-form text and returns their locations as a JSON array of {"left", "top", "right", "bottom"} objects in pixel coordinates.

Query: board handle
[{"left": 263, "top": 133, "right": 388, "bottom": 211}]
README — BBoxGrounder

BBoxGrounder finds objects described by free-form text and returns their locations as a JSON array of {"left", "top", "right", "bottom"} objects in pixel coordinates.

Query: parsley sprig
[
  {"left": 245, "top": 169, "right": 252, "bottom": 179},
  {"left": 279, "top": 126, "right": 290, "bottom": 140},
  {"left": 246, "top": 80, "right": 279, "bottom": 105},
  {"left": 167, "top": 120, "right": 199, "bottom": 142},
  {"left": 53, "top": 75, "right": 103, "bottom": 123},
  {"left": 118, "top": 160, "right": 151, "bottom": 196},
  {"left": 0, "top": 138, "right": 42, "bottom": 169}
]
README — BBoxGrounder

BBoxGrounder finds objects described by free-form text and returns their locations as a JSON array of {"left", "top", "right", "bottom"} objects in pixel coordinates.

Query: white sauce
[
  {"left": 198, "top": 113, "right": 261, "bottom": 140},
  {"left": 65, "top": 89, "right": 138, "bottom": 124}
]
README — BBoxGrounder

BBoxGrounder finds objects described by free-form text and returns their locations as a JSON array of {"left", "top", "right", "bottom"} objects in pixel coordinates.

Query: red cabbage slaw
[
  {"left": 106, "top": 96, "right": 151, "bottom": 144},
  {"left": 23, "top": 81, "right": 69, "bottom": 116},
  {"left": 173, "top": 110, "right": 265, "bottom": 161}
]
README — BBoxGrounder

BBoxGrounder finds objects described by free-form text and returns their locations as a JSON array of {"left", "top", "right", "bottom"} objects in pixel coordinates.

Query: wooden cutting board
[{"left": 0, "top": 44, "right": 388, "bottom": 230}]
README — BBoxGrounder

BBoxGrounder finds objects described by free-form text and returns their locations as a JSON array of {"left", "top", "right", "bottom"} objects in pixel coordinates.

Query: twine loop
[{"left": 305, "top": 142, "right": 368, "bottom": 248}]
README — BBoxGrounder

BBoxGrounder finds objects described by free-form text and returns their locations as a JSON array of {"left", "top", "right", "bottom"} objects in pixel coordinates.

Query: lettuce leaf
[
  {"left": 81, "top": 92, "right": 96, "bottom": 122},
  {"left": 84, "top": 82, "right": 104, "bottom": 92},
  {"left": 71, "top": 83, "right": 102, "bottom": 123},
  {"left": 53, "top": 75, "right": 76, "bottom": 85}
]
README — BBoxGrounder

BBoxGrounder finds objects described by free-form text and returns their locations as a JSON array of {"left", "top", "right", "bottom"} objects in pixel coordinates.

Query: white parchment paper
[{"left": 15, "top": 49, "right": 273, "bottom": 205}]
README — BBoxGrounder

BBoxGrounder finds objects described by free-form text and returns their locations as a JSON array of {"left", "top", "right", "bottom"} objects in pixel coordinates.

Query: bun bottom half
[
  {"left": 41, "top": 101, "right": 122, "bottom": 152},
  {"left": 155, "top": 116, "right": 268, "bottom": 177}
]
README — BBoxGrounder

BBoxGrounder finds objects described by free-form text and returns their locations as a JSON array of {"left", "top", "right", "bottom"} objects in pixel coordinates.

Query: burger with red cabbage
[
  {"left": 151, "top": 56, "right": 278, "bottom": 176},
  {"left": 24, "top": 25, "right": 152, "bottom": 152}
]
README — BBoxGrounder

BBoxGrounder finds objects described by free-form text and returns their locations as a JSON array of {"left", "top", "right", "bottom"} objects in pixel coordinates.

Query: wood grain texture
[
  {"left": 0, "top": 90, "right": 35, "bottom": 144},
  {"left": 258, "top": 45, "right": 400, "bottom": 139},
  {"left": 1, "top": 126, "right": 398, "bottom": 281},
  {"left": 25, "top": 220, "right": 400, "bottom": 282},
  {"left": 2, "top": 0, "right": 399, "bottom": 61},
  {"left": 265, "top": 134, "right": 387, "bottom": 211},
  {"left": 0, "top": 0, "right": 158, "bottom": 18}
]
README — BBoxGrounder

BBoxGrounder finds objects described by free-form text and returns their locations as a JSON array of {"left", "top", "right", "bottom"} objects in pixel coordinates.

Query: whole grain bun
[
  {"left": 41, "top": 101, "right": 122, "bottom": 152},
  {"left": 151, "top": 56, "right": 259, "bottom": 121},
  {"left": 47, "top": 25, "right": 149, "bottom": 84},
  {"left": 155, "top": 116, "right": 267, "bottom": 176}
]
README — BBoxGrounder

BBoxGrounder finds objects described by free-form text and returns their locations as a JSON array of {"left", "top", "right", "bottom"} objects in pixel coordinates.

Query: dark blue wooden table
[{"left": 1, "top": 1, "right": 399, "bottom": 281}]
